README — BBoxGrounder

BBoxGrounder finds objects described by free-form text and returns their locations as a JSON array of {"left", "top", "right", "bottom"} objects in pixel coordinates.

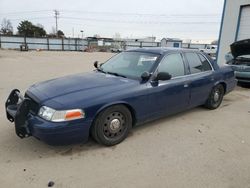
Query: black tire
[
  {"left": 91, "top": 105, "right": 132, "bottom": 146},
  {"left": 204, "top": 84, "right": 224, "bottom": 110}
]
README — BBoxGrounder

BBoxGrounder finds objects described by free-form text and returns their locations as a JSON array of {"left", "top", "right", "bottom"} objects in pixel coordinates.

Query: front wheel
[
  {"left": 204, "top": 84, "right": 224, "bottom": 110},
  {"left": 91, "top": 105, "right": 132, "bottom": 146}
]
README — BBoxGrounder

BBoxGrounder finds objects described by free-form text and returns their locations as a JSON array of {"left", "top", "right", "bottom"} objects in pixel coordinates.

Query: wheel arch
[
  {"left": 214, "top": 81, "right": 227, "bottom": 93},
  {"left": 93, "top": 101, "right": 137, "bottom": 127}
]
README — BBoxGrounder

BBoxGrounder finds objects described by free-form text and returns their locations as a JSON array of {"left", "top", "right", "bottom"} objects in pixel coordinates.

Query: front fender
[{"left": 93, "top": 101, "right": 137, "bottom": 125}]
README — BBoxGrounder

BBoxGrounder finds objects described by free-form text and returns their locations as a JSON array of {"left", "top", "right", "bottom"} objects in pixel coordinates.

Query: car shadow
[
  {"left": 1, "top": 106, "right": 215, "bottom": 163},
  {"left": 238, "top": 83, "right": 250, "bottom": 88},
  {"left": 131, "top": 106, "right": 206, "bottom": 133},
  {"left": 1, "top": 128, "right": 103, "bottom": 163}
]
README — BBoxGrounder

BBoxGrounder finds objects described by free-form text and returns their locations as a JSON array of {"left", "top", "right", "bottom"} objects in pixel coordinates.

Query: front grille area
[{"left": 24, "top": 94, "right": 40, "bottom": 115}]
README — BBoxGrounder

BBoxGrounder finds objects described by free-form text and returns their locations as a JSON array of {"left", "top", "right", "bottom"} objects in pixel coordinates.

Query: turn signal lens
[{"left": 65, "top": 110, "right": 84, "bottom": 121}]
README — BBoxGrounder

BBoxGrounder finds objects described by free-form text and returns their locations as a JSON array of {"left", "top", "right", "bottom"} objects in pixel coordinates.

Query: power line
[
  {"left": 60, "top": 10, "right": 220, "bottom": 18},
  {"left": 0, "top": 9, "right": 220, "bottom": 18},
  {"left": 60, "top": 16, "right": 220, "bottom": 25},
  {"left": 0, "top": 10, "right": 51, "bottom": 16},
  {"left": 8, "top": 17, "right": 53, "bottom": 21}
]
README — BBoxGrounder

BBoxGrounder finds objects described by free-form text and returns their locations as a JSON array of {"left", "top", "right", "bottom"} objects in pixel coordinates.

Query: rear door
[{"left": 184, "top": 52, "right": 214, "bottom": 107}]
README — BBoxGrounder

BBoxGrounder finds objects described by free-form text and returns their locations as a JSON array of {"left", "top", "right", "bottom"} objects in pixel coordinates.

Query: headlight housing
[{"left": 38, "top": 106, "right": 85, "bottom": 122}]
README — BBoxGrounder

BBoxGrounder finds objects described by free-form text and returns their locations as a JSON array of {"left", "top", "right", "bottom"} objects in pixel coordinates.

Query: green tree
[
  {"left": 0, "top": 18, "right": 13, "bottom": 35},
  {"left": 17, "top": 20, "right": 33, "bottom": 36},
  {"left": 57, "top": 30, "right": 64, "bottom": 38},
  {"left": 33, "top": 25, "right": 46, "bottom": 37},
  {"left": 17, "top": 20, "right": 46, "bottom": 37}
]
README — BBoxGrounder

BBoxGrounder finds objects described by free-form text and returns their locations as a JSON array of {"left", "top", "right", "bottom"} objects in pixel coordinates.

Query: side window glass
[
  {"left": 158, "top": 53, "right": 185, "bottom": 78},
  {"left": 198, "top": 54, "right": 212, "bottom": 71},
  {"left": 185, "top": 53, "right": 203, "bottom": 74}
]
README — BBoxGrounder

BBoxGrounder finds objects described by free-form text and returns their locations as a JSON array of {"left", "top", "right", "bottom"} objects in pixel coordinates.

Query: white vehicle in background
[{"left": 200, "top": 45, "right": 218, "bottom": 56}]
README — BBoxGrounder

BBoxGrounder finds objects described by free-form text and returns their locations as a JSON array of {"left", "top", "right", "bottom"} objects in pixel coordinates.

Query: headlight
[{"left": 38, "top": 106, "right": 85, "bottom": 122}]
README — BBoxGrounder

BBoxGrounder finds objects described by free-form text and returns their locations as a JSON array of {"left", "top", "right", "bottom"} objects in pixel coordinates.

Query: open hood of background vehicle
[{"left": 230, "top": 39, "right": 250, "bottom": 58}]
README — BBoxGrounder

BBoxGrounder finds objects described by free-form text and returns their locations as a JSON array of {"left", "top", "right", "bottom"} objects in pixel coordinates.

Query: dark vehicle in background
[
  {"left": 226, "top": 39, "right": 250, "bottom": 86},
  {"left": 5, "top": 48, "right": 236, "bottom": 146}
]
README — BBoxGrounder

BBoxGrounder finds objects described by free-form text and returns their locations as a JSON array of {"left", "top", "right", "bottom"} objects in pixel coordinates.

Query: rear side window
[
  {"left": 198, "top": 54, "right": 212, "bottom": 71},
  {"left": 185, "top": 53, "right": 212, "bottom": 74},
  {"left": 158, "top": 53, "right": 185, "bottom": 78}
]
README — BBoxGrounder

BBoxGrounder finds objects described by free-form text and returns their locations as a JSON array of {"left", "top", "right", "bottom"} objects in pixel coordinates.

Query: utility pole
[
  {"left": 54, "top": 10, "right": 59, "bottom": 37},
  {"left": 80, "top": 30, "right": 84, "bottom": 39}
]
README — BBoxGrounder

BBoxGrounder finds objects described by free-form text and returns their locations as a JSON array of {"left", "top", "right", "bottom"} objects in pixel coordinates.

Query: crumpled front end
[
  {"left": 5, "top": 89, "right": 33, "bottom": 138},
  {"left": 5, "top": 89, "right": 91, "bottom": 145}
]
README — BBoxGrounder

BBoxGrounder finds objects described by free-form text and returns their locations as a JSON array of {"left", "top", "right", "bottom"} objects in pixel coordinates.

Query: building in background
[
  {"left": 86, "top": 37, "right": 114, "bottom": 47},
  {"left": 122, "top": 37, "right": 158, "bottom": 50},
  {"left": 122, "top": 37, "right": 156, "bottom": 43},
  {"left": 160, "top": 38, "right": 182, "bottom": 48},
  {"left": 217, "top": 0, "right": 250, "bottom": 65}
]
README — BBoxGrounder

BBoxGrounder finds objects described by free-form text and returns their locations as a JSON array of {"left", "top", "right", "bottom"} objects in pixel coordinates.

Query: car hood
[
  {"left": 231, "top": 39, "right": 250, "bottom": 58},
  {"left": 27, "top": 72, "right": 138, "bottom": 106}
]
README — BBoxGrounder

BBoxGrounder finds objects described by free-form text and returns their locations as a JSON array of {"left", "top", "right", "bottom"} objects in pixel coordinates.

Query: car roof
[
  {"left": 126, "top": 47, "right": 219, "bottom": 70},
  {"left": 126, "top": 47, "right": 200, "bottom": 55}
]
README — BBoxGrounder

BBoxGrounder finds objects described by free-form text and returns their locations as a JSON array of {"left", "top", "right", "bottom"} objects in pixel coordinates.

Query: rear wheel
[
  {"left": 204, "top": 84, "right": 224, "bottom": 110},
  {"left": 91, "top": 105, "right": 132, "bottom": 146}
]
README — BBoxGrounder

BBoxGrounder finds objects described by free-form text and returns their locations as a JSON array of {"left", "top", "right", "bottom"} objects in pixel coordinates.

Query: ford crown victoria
[{"left": 5, "top": 48, "right": 236, "bottom": 146}]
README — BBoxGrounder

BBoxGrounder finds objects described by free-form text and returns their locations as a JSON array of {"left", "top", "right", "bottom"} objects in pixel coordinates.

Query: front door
[{"left": 147, "top": 53, "right": 190, "bottom": 118}]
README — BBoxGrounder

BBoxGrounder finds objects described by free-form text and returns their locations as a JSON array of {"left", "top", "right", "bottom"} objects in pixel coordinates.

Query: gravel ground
[{"left": 0, "top": 50, "right": 250, "bottom": 188}]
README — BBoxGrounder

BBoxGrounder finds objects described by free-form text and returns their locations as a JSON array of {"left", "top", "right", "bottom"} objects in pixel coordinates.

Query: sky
[{"left": 0, "top": 0, "right": 224, "bottom": 42}]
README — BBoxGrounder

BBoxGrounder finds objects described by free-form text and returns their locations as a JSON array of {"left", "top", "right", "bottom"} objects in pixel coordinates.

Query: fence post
[
  {"left": 47, "top": 37, "right": 50, "bottom": 50},
  {"left": 62, "top": 38, "right": 64, "bottom": 51},
  {"left": 0, "top": 35, "right": 1, "bottom": 48},
  {"left": 75, "top": 38, "right": 77, "bottom": 51},
  {"left": 140, "top": 42, "right": 142, "bottom": 48},
  {"left": 124, "top": 42, "right": 127, "bottom": 50},
  {"left": 24, "top": 36, "right": 27, "bottom": 47},
  {"left": 87, "top": 40, "right": 90, "bottom": 48}
]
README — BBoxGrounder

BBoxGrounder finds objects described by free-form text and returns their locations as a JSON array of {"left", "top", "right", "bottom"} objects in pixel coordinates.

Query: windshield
[{"left": 100, "top": 52, "right": 159, "bottom": 79}]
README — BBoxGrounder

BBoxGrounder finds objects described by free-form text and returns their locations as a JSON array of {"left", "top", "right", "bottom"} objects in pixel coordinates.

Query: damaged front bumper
[
  {"left": 5, "top": 89, "right": 32, "bottom": 138},
  {"left": 5, "top": 89, "right": 31, "bottom": 138},
  {"left": 5, "top": 89, "right": 91, "bottom": 145}
]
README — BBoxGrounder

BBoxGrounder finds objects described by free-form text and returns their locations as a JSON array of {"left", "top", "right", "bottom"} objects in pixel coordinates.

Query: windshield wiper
[
  {"left": 96, "top": 67, "right": 107, "bottom": 74},
  {"left": 96, "top": 68, "right": 127, "bottom": 78},
  {"left": 106, "top": 71, "right": 127, "bottom": 78}
]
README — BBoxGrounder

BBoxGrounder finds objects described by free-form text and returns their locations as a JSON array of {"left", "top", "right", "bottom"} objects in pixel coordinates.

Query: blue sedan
[{"left": 5, "top": 48, "right": 236, "bottom": 146}]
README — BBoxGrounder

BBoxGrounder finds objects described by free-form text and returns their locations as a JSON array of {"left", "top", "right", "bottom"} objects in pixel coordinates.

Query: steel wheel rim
[
  {"left": 213, "top": 90, "right": 220, "bottom": 102},
  {"left": 212, "top": 88, "right": 222, "bottom": 105},
  {"left": 103, "top": 111, "right": 126, "bottom": 139}
]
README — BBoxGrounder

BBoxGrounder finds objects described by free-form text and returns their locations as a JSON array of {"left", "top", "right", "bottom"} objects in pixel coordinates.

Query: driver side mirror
[
  {"left": 141, "top": 71, "right": 151, "bottom": 81},
  {"left": 154, "top": 72, "right": 172, "bottom": 81}
]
